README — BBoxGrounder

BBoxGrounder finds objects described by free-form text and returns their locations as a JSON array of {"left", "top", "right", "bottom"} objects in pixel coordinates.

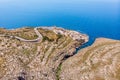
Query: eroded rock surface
[
  {"left": 60, "top": 38, "right": 120, "bottom": 80},
  {"left": 1, "top": 27, "right": 119, "bottom": 80},
  {"left": 0, "top": 27, "right": 88, "bottom": 80}
]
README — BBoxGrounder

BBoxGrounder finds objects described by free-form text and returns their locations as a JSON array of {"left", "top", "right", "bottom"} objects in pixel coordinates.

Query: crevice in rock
[{"left": 55, "top": 48, "right": 77, "bottom": 80}]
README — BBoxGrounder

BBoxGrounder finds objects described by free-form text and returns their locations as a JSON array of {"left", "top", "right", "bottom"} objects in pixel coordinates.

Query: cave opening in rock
[{"left": 17, "top": 76, "right": 25, "bottom": 80}]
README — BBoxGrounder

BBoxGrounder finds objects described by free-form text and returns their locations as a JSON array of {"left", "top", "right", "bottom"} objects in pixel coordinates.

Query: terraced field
[
  {"left": 0, "top": 27, "right": 87, "bottom": 80},
  {"left": 0, "top": 27, "right": 38, "bottom": 40},
  {"left": 60, "top": 38, "right": 120, "bottom": 80},
  {"left": 1, "top": 27, "right": 119, "bottom": 80}
]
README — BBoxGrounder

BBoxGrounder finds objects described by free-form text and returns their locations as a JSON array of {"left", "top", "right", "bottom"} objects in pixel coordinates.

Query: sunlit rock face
[
  {"left": 60, "top": 38, "right": 120, "bottom": 80},
  {"left": 0, "top": 27, "right": 88, "bottom": 80},
  {"left": 1, "top": 27, "right": 120, "bottom": 80}
]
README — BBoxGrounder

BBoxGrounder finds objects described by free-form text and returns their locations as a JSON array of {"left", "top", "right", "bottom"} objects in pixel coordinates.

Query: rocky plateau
[{"left": 0, "top": 27, "right": 120, "bottom": 80}]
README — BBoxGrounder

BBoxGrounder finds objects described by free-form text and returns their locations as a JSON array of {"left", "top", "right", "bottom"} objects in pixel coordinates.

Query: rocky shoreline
[
  {"left": 0, "top": 27, "right": 88, "bottom": 80},
  {"left": 0, "top": 27, "right": 120, "bottom": 80},
  {"left": 60, "top": 38, "right": 120, "bottom": 80}
]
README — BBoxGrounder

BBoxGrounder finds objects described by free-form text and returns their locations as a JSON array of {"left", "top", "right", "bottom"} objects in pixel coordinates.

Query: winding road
[{"left": 0, "top": 27, "right": 43, "bottom": 42}]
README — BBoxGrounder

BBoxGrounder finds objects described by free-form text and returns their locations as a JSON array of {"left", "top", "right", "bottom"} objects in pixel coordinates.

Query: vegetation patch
[{"left": 56, "top": 63, "right": 62, "bottom": 80}]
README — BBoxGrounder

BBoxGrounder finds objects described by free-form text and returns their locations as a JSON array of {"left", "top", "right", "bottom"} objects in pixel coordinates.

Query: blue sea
[{"left": 0, "top": 0, "right": 120, "bottom": 45}]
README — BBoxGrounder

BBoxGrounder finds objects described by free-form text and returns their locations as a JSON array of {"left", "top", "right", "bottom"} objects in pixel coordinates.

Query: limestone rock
[
  {"left": 60, "top": 38, "right": 120, "bottom": 80},
  {"left": 0, "top": 27, "right": 88, "bottom": 80}
]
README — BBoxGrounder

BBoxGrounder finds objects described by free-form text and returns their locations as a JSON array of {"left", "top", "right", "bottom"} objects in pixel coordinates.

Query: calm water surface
[{"left": 0, "top": 0, "right": 120, "bottom": 45}]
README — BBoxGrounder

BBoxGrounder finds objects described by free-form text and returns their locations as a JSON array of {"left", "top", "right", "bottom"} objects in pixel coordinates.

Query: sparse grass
[
  {"left": 57, "top": 36, "right": 66, "bottom": 47},
  {"left": 82, "top": 42, "right": 120, "bottom": 63},
  {"left": 0, "top": 57, "right": 6, "bottom": 78},
  {"left": 62, "top": 37, "right": 72, "bottom": 48},
  {"left": 44, "top": 45, "right": 50, "bottom": 53},
  {"left": 22, "top": 49, "right": 31, "bottom": 56},
  {"left": 56, "top": 63, "right": 62, "bottom": 80},
  {"left": 0, "top": 28, "right": 38, "bottom": 40},
  {"left": 42, "top": 36, "right": 54, "bottom": 42},
  {"left": 45, "top": 47, "right": 55, "bottom": 64},
  {"left": 38, "top": 28, "right": 60, "bottom": 42},
  {"left": 17, "top": 33, "right": 38, "bottom": 40},
  {"left": 75, "top": 42, "right": 120, "bottom": 76},
  {"left": 58, "top": 37, "right": 72, "bottom": 49},
  {"left": 56, "top": 34, "right": 63, "bottom": 42},
  {"left": 19, "top": 44, "right": 37, "bottom": 64},
  {"left": 0, "top": 27, "right": 89, "bottom": 80},
  {"left": 23, "top": 45, "right": 36, "bottom": 54}
]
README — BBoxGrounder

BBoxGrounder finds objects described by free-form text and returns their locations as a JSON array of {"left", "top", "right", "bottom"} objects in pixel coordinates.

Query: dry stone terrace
[
  {"left": 0, "top": 27, "right": 89, "bottom": 43},
  {"left": 0, "top": 27, "right": 119, "bottom": 80},
  {"left": 0, "top": 27, "right": 88, "bottom": 80},
  {"left": 60, "top": 38, "right": 120, "bottom": 80},
  {"left": 52, "top": 27, "right": 89, "bottom": 42}
]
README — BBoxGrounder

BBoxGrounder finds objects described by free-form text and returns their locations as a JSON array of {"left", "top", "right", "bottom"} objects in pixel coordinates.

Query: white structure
[{"left": 52, "top": 27, "right": 89, "bottom": 42}]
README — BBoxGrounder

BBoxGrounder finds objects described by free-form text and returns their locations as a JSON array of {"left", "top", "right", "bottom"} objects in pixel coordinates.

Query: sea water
[{"left": 0, "top": 0, "right": 120, "bottom": 45}]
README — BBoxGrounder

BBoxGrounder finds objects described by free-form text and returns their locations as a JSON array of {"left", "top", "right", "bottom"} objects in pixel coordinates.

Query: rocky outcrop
[
  {"left": 60, "top": 38, "right": 120, "bottom": 80},
  {"left": 1, "top": 27, "right": 119, "bottom": 80},
  {"left": 0, "top": 27, "right": 88, "bottom": 80}
]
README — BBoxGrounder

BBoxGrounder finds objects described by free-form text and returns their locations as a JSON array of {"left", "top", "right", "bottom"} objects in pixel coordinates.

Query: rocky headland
[
  {"left": 0, "top": 27, "right": 88, "bottom": 80},
  {"left": 60, "top": 38, "right": 120, "bottom": 80},
  {"left": 0, "top": 27, "right": 120, "bottom": 80}
]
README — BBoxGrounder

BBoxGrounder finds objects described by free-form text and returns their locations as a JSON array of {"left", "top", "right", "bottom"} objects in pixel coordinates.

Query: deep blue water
[{"left": 0, "top": 0, "right": 120, "bottom": 45}]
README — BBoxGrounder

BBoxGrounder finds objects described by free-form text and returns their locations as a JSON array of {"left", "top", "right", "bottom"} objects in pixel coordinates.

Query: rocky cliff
[
  {"left": 60, "top": 38, "right": 120, "bottom": 80},
  {"left": 0, "top": 27, "right": 88, "bottom": 80},
  {"left": 0, "top": 27, "right": 120, "bottom": 80}
]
